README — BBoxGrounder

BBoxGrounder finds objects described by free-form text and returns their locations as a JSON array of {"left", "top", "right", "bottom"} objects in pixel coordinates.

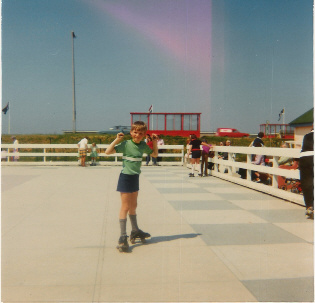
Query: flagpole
[
  {"left": 8, "top": 101, "right": 10, "bottom": 135},
  {"left": 151, "top": 105, "right": 153, "bottom": 131},
  {"left": 71, "top": 31, "right": 76, "bottom": 133}
]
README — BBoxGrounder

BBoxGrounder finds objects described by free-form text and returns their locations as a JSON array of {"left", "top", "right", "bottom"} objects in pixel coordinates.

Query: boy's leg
[
  {"left": 119, "top": 192, "right": 138, "bottom": 219},
  {"left": 119, "top": 192, "right": 138, "bottom": 235}
]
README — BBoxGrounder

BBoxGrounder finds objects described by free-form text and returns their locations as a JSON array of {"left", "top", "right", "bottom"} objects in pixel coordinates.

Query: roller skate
[
  {"left": 130, "top": 229, "right": 151, "bottom": 244},
  {"left": 116, "top": 235, "right": 129, "bottom": 252},
  {"left": 305, "top": 207, "right": 314, "bottom": 220}
]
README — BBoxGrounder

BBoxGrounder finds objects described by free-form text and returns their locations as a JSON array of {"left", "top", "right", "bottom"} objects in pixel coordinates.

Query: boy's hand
[
  {"left": 151, "top": 133, "right": 158, "bottom": 140},
  {"left": 117, "top": 132, "right": 124, "bottom": 140}
]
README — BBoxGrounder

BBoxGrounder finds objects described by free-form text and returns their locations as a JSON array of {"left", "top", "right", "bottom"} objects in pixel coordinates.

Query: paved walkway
[{"left": 1, "top": 165, "right": 314, "bottom": 302}]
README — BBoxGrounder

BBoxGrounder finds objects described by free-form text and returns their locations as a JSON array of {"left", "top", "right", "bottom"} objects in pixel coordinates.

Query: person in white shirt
[
  {"left": 11, "top": 136, "right": 19, "bottom": 162},
  {"left": 78, "top": 137, "right": 88, "bottom": 167}
]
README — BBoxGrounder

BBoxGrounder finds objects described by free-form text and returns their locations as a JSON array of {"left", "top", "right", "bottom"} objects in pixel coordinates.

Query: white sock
[{"left": 191, "top": 164, "right": 195, "bottom": 174}]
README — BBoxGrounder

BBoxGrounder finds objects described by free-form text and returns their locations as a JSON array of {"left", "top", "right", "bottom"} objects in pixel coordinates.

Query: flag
[
  {"left": 2, "top": 102, "right": 9, "bottom": 115},
  {"left": 72, "top": 31, "right": 76, "bottom": 38},
  {"left": 148, "top": 105, "right": 153, "bottom": 113},
  {"left": 278, "top": 108, "right": 284, "bottom": 121}
]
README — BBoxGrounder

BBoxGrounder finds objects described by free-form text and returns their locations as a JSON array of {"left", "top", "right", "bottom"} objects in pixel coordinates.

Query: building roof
[{"left": 289, "top": 108, "right": 313, "bottom": 126}]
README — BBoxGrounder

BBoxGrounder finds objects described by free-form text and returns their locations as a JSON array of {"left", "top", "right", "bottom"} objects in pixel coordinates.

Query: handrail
[
  {"left": 1, "top": 144, "right": 184, "bottom": 165},
  {"left": 1, "top": 143, "right": 307, "bottom": 205},
  {"left": 210, "top": 146, "right": 304, "bottom": 205}
]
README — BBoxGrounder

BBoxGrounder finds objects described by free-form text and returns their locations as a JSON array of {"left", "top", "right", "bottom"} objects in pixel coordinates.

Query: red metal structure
[
  {"left": 260, "top": 123, "right": 294, "bottom": 139},
  {"left": 130, "top": 112, "right": 201, "bottom": 137}
]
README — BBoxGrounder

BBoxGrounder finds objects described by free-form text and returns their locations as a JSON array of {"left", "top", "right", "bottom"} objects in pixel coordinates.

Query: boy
[{"left": 105, "top": 121, "right": 158, "bottom": 252}]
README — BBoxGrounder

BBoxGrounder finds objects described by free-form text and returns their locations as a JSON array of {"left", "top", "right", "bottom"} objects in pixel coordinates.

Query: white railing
[
  {"left": 1, "top": 144, "right": 184, "bottom": 166},
  {"left": 1, "top": 143, "right": 305, "bottom": 205},
  {"left": 210, "top": 146, "right": 304, "bottom": 205}
]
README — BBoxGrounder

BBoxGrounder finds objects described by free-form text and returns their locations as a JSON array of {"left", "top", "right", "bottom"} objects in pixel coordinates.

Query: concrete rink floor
[{"left": 1, "top": 165, "right": 314, "bottom": 302}]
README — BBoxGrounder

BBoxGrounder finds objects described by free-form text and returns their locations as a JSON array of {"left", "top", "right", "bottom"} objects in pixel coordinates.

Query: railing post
[
  {"left": 43, "top": 148, "right": 46, "bottom": 162},
  {"left": 246, "top": 153, "right": 251, "bottom": 180},
  {"left": 214, "top": 152, "right": 219, "bottom": 172},
  {"left": 228, "top": 153, "right": 232, "bottom": 175},
  {"left": 273, "top": 156, "right": 279, "bottom": 188}
]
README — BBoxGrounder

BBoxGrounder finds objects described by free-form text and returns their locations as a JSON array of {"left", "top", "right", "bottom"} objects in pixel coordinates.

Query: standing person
[
  {"left": 11, "top": 136, "right": 19, "bottom": 162},
  {"left": 299, "top": 130, "right": 314, "bottom": 219},
  {"left": 251, "top": 141, "right": 265, "bottom": 182},
  {"left": 90, "top": 142, "right": 98, "bottom": 166},
  {"left": 105, "top": 121, "right": 158, "bottom": 252},
  {"left": 145, "top": 134, "right": 156, "bottom": 165},
  {"left": 200, "top": 139, "right": 212, "bottom": 177},
  {"left": 218, "top": 141, "right": 225, "bottom": 159},
  {"left": 156, "top": 135, "right": 165, "bottom": 165},
  {"left": 78, "top": 137, "right": 88, "bottom": 167},
  {"left": 184, "top": 138, "right": 191, "bottom": 168},
  {"left": 250, "top": 132, "right": 264, "bottom": 147},
  {"left": 188, "top": 134, "right": 211, "bottom": 177},
  {"left": 222, "top": 140, "right": 231, "bottom": 160}
]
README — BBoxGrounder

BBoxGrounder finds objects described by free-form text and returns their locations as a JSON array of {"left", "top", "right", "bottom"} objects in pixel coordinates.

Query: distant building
[
  {"left": 130, "top": 112, "right": 201, "bottom": 137},
  {"left": 289, "top": 108, "right": 313, "bottom": 147}
]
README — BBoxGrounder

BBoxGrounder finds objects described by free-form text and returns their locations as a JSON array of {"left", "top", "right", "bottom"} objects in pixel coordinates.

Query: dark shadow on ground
[
  {"left": 76, "top": 233, "right": 202, "bottom": 253},
  {"left": 129, "top": 233, "right": 202, "bottom": 252}
]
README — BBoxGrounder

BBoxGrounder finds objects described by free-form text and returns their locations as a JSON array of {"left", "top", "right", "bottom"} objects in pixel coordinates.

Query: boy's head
[
  {"left": 130, "top": 121, "right": 147, "bottom": 143},
  {"left": 131, "top": 121, "right": 147, "bottom": 132}
]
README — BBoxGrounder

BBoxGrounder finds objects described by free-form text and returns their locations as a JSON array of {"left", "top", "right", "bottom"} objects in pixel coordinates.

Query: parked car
[
  {"left": 215, "top": 128, "right": 249, "bottom": 137},
  {"left": 99, "top": 125, "right": 131, "bottom": 134}
]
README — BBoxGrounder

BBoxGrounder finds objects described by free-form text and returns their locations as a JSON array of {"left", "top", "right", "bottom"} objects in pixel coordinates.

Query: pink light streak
[{"left": 86, "top": 0, "right": 212, "bottom": 80}]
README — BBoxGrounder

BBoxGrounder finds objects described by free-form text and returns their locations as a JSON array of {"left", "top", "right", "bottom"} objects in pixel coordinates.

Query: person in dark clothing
[
  {"left": 251, "top": 132, "right": 264, "bottom": 147},
  {"left": 299, "top": 130, "right": 314, "bottom": 219}
]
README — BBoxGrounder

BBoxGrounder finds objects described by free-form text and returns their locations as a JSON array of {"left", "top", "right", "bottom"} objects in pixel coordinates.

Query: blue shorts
[{"left": 117, "top": 173, "right": 139, "bottom": 193}]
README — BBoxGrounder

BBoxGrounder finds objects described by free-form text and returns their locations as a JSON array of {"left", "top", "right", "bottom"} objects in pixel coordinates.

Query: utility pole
[{"left": 71, "top": 31, "right": 76, "bottom": 133}]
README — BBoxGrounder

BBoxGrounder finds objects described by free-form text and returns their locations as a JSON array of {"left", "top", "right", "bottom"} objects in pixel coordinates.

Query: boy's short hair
[{"left": 131, "top": 121, "right": 147, "bottom": 132}]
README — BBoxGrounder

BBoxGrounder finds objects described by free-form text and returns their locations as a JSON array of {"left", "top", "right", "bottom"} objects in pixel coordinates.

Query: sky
[{"left": 1, "top": 0, "right": 313, "bottom": 134}]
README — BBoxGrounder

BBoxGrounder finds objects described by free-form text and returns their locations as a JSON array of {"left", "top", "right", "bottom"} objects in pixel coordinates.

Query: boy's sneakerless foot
[
  {"left": 117, "top": 235, "right": 129, "bottom": 252},
  {"left": 189, "top": 173, "right": 194, "bottom": 177},
  {"left": 130, "top": 229, "right": 151, "bottom": 244}
]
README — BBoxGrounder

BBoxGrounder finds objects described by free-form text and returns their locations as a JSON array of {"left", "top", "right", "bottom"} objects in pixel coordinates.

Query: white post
[{"left": 246, "top": 154, "right": 251, "bottom": 180}]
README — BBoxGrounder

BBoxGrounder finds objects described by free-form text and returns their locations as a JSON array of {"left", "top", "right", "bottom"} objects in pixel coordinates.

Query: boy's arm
[
  {"left": 151, "top": 134, "right": 158, "bottom": 158},
  {"left": 105, "top": 132, "right": 124, "bottom": 155}
]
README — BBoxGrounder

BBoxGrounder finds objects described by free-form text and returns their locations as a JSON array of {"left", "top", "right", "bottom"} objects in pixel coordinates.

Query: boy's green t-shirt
[{"left": 115, "top": 140, "right": 153, "bottom": 175}]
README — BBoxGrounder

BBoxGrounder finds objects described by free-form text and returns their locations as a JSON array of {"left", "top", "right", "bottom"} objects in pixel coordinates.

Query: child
[
  {"left": 90, "top": 142, "right": 98, "bottom": 166},
  {"left": 105, "top": 121, "right": 158, "bottom": 252},
  {"left": 188, "top": 134, "right": 212, "bottom": 177}
]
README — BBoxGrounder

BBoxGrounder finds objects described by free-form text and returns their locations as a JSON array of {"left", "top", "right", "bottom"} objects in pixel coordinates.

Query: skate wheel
[
  {"left": 141, "top": 238, "right": 147, "bottom": 243},
  {"left": 130, "top": 239, "right": 135, "bottom": 244}
]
